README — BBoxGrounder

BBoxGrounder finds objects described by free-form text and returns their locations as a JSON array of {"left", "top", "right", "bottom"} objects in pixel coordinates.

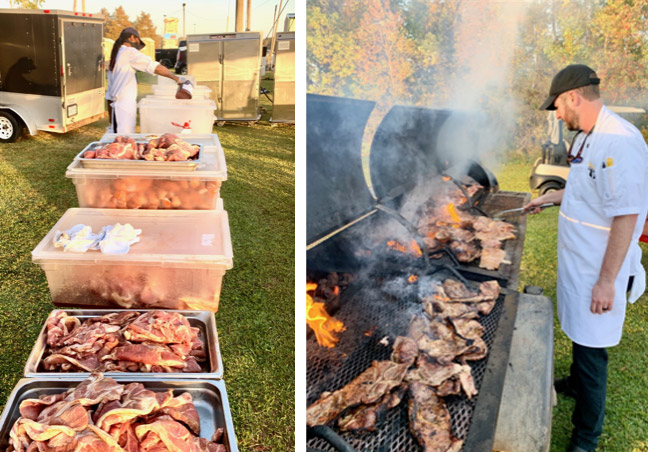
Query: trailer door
[
  {"left": 222, "top": 36, "right": 260, "bottom": 120},
  {"left": 62, "top": 20, "right": 103, "bottom": 95}
]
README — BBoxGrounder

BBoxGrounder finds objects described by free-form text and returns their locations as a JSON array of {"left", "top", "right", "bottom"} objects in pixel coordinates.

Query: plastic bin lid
[
  {"left": 65, "top": 134, "right": 227, "bottom": 180},
  {"left": 32, "top": 208, "right": 233, "bottom": 267},
  {"left": 138, "top": 98, "right": 216, "bottom": 108}
]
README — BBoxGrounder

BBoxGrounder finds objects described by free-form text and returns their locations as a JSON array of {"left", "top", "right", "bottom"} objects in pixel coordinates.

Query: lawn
[
  {"left": 497, "top": 156, "right": 648, "bottom": 452},
  {"left": 0, "top": 75, "right": 295, "bottom": 452}
]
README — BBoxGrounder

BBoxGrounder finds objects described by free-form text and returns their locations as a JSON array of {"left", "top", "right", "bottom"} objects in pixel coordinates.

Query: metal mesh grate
[{"left": 306, "top": 272, "right": 506, "bottom": 452}]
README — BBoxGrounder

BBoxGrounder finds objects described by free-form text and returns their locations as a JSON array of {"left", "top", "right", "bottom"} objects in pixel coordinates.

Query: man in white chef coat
[
  {"left": 106, "top": 27, "right": 184, "bottom": 134},
  {"left": 525, "top": 64, "right": 648, "bottom": 452}
]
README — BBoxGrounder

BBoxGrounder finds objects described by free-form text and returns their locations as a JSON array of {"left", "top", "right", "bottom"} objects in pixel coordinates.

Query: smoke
[{"left": 438, "top": 1, "right": 532, "bottom": 173}]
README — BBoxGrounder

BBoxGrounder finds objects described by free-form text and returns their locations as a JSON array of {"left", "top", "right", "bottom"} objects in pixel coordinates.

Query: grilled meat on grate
[
  {"left": 306, "top": 359, "right": 412, "bottom": 427},
  {"left": 338, "top": 384, "right": 407, "bottom": 432},
  {"left": 408, "top": 381, "right": 463, "bottom": 452}
]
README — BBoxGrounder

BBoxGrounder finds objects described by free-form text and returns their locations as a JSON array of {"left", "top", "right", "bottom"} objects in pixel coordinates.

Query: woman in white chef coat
[
  {"left": 106, "top": 27, "right": 183, "bottom": 134},
  {"left": 525, "top": 64, "right": 648, "bottom": 452}
]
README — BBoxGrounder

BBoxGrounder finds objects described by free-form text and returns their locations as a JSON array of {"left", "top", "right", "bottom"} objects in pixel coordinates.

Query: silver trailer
[
  {"left": 0, "top": 9, "right": 105, "bottom": 142},
  {"left": 270, "top": 32, "right": 295, "bottom": 124},
  {"left": 187, "top": 32, "right": 262, "bottom": 124}
]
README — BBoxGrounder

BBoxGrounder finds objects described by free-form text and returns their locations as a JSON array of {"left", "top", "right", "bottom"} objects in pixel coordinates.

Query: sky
[{"left": 0, "top": 0, "right": 294, "bottom": 40}]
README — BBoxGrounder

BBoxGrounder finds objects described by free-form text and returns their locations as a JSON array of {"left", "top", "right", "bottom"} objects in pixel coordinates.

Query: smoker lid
[
  {"left": 307, "top": 94, "right": 377, "bottom": 245},
  {"left": 369, "top": 105, "right": 490, "bottom": 202}
]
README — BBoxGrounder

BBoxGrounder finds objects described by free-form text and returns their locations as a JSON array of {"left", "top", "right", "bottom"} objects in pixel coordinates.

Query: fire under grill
[
  {"left": 306, "top": 271, "right": 519, "bottom": 452},
  {"left": 306, "top": 94, "right": 530, "bottom": 451}
]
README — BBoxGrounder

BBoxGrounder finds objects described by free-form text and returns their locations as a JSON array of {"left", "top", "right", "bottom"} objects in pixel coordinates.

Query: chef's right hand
[
  {"left": 177, "top": 76, "right": 188, "bottom": 85},
  {"left": 523, "top": 189, "right": 564, "bottom": 214}
]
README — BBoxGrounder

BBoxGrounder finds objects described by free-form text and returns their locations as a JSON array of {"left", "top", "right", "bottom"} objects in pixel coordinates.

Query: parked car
[
  {"left": 175, "top": 40, "right": 187, "bottom": 75},
  {"left": 155, "top": 48, "right": 178, "bottom": 69},
  {"left": 529, "top": 106, "right": 646, "bottom": 195}
]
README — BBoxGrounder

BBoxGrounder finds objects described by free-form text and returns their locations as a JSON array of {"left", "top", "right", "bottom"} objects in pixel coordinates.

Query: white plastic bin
[
  {"left": 139, "top": 98, "right": 216, "bottom": 134},
  {"left": 32, "top": 208, "right": 233, "bottom": 312},
  {"left": 66, "top": 134, "right": 227, "bottom": 210},
  {"left": 156, "top": 74, "right": 196, "bottom": 86},
  {"left": 151, "top": 84, "right": 212, "bottom": 99}
]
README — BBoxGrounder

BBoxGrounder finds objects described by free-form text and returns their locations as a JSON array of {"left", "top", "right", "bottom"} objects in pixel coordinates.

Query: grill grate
[{"left": 306, "top": 272, "right": 506, "bottom": 451}]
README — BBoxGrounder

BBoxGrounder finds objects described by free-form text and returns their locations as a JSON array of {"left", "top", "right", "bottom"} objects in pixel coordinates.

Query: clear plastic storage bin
[
  {"left": 66, "top": 134, "right": 227, "bottom": 210},
  {"left": 139, "top": 98, "right": 216, "bottom": 133},
  {"left": 32, "top": 208, "right": 233, "bottom": 312}
]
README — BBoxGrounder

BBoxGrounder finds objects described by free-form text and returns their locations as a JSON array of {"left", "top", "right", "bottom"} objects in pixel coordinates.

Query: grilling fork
[{"left": 492, "top": 203, "right": 555, "bottom": 219}]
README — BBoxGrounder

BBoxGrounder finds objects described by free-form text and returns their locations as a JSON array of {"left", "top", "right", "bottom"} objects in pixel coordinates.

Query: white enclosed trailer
[{"left": 0, "top": 9, "right": 105, "bottom": 142}]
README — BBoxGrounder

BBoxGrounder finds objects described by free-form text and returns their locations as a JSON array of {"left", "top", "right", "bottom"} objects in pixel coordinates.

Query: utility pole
[
  {"left": 269, "top": 0, "right": 282, "bottom": 69},
  {"left": 246, "top": 0, "right": 251, "bottom": 31},
  {"left": 182, "top": 3, "right": 186, "bottom": 39},
  {"left": 235, "top": 0, "right": 244, "bottom": 32}
]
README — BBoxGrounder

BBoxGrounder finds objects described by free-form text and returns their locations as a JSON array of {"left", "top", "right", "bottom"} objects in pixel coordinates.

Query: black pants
[{"left": 568, "top": 342, "right": 608, "bottom": 451}]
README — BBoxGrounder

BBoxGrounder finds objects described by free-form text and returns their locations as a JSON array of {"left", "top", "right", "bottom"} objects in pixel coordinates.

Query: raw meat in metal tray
[
  {"left": 45, "top": 311, "right": 81, "bottom": 347},
  {"left": 156, "top": 392, "right": 202, "bottom": 435},
  {"left": 123, "top": 310, "right": 196, "bottom": 345},
  {"left": 95, "top": 383, "right": 173, "bottom": 431},
  {"left": 6, "top": 375, "right": 227, "bottom": 452},
  {"left": 42, "top": 311, "right": 206, "bottom": 373}
]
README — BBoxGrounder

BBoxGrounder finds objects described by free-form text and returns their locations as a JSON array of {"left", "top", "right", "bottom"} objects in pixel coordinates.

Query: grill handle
[{"left": 307, "top": 426, "right": 359, "bottom": 452}]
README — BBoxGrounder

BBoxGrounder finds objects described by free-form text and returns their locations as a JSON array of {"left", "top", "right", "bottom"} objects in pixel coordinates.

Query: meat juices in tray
[{"left": 0, "top": 375, "right": 233, "bottom": 452}]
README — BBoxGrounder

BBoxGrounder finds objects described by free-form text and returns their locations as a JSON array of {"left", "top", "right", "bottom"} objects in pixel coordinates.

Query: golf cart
[{"left": 529, "top": 106, "right": 647, "bottom": 194}]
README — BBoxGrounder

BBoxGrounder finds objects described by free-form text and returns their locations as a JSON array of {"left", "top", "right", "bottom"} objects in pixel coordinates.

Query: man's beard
[{"left": 562, "top": 105, "right": 579, "bottom": 131}]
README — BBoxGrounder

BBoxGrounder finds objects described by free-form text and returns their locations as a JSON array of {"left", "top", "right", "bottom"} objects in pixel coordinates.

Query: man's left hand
[{"left": 591, "top": 278, "right": 615, "bottom": 314}]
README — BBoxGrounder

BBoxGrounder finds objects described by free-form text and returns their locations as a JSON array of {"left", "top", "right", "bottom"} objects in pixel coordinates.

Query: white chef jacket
[
  {"left": 557, "top": 105, "right": 648, "bottom": 348},
  {"left": 106, "top": 46, "right": 159, "bottom": 133}
]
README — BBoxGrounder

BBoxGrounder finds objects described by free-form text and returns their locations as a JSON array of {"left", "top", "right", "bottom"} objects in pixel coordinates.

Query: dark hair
[
  {"left": 576, "top": 84, "right": 600, "bottom": 101},
  {"left": 108, "top": 31, "right": 136, "bottom": 72}
]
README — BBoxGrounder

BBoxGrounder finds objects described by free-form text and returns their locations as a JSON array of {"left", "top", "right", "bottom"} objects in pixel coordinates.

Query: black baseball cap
[
  {"left": 120, "top": 27, "right": 145, "bottom": 47},
  {"left": 539, "top": 64, "right": 600, "bottom": 110}
]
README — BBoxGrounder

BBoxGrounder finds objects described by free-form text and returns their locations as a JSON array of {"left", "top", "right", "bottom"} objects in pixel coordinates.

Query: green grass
[
  {"left": 497, "top": 156, "right": 648, "bottom": 452},
  {"left": 0, "top": 76, "right": 294, "bottom": 452}
]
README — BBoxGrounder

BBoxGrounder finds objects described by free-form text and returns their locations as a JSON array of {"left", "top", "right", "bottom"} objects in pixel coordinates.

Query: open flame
[
  {"left": 408, "top": 274, "right": 418, "bottom": 283},
  {"left": 387, "top": 239, "right": 422, "bottom": 257},
  {"left": 446, "top": 202, "right": 462, "bottom": 227},
  {"left": 306, "top": 282, "right": 346, "bottom": 348}
]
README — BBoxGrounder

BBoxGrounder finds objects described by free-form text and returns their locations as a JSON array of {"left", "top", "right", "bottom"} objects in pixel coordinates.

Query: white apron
[{"left": 556, "top": 106, "right": 648, "bottom": 348}]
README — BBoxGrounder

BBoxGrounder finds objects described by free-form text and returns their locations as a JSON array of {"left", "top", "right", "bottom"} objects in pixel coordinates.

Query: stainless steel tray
[
  {"left": 24, "top": 309, "right": 222, "bottom": 379},
  {"left": 75, "top": 141, "right": 203, "bottom": 171},
  {"left": 0, "top": 378, "right": 238, "bottom": 452}
]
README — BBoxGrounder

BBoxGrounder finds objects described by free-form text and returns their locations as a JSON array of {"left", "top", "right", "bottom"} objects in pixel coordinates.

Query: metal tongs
[{"left": 492, "top": 202, "right": 555, "bottom": 219}]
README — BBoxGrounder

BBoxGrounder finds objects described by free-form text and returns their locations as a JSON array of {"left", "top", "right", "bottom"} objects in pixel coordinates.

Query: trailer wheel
[
  {"left": 539, "top": 181, "right": 563, "bottom": 195},
  {"left": 0, "top": 111, "right": 22, "bottom": 143}
]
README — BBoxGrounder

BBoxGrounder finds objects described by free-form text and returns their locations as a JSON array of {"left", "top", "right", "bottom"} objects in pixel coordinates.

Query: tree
[
  {"left": 100, "top": 8, "right": 119, "bottom": 40},
  {"left": 9, "top": 0, "right": 43, "bottom": 7},
  {"left": 134, "top": 12, "right": 157, "bottom": 41},
  {"left": 103, "top": 6, "right": 133, "bottom": 40}
]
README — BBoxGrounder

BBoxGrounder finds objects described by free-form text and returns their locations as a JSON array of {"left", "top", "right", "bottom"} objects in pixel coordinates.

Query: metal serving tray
[
  {"left": 75, "top": 141, "right": 203, "bottom": 171},
  {"left": 0, "top": 378, "right": 238, "bottom": 452},
  {"left": 24, "top": 309, "right": 222, "bottom": 379}
]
